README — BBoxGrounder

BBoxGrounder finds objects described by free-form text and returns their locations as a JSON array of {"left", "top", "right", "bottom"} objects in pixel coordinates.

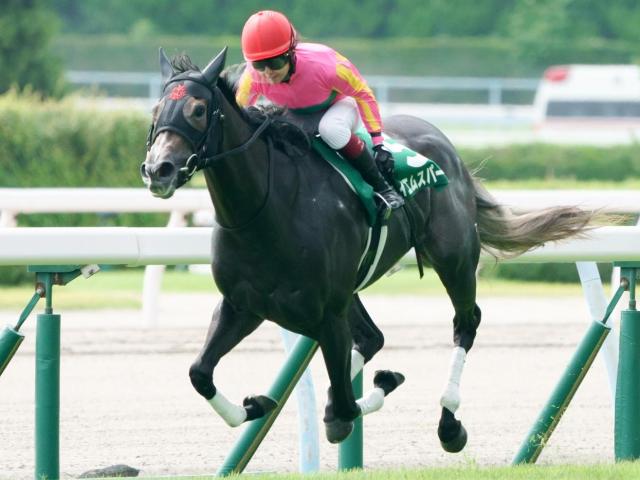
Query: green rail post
[
  {"left": 512, "top": 273, "right": 628, "bottom": 465},
  {"left": 29, "top": 265, "right": 84, "bottom": 480},
  {"left": 338, "top": 370, "right": 363, "bottom": 470},
  {"left": 35, "top": 272, "right": 60, "bottom": 480},
  {"left": 217, "top": 335, "right": 318, "bottom": 476},
  {"left": 615, "top": 263, "right": 640, "bottom": 461}
]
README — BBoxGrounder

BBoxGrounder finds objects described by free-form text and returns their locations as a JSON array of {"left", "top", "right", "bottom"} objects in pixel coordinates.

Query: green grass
[
  {"left": 0, "top": 267, "right": 589, "bottom": 310},
  {"left": 90, "top": 463, "right": 640, "bottom": 480}
]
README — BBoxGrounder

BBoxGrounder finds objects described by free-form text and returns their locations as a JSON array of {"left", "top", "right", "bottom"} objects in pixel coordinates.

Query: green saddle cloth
[{"left": 312, "top": 128, "right": 449, "bottom": 226}]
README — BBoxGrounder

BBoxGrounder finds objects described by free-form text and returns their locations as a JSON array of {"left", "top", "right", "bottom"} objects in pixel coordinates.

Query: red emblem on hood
[{"left": 169, "top": 84, "right": 187, "bottom": 100}]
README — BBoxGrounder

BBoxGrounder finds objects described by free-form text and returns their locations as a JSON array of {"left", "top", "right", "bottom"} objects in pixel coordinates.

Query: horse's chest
[{"left": 213, "top": 251, "right": 326, "bottom": 322}]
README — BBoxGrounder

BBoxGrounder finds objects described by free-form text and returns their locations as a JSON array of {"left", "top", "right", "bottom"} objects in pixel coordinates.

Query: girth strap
[{"left": 354, "top": 212, "right": 390, "bottom": 292}]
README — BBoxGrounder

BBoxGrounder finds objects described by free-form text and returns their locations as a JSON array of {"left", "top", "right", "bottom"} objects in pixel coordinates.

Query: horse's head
[{"left": 141, "top": 48, "right": 227, "bottom": 198}]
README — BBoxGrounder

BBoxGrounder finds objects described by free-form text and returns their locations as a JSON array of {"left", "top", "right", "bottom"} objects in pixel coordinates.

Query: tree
[
  {"left": 503, "top": 0, "right": 591, "bottom": 66},
  {"left": 0, "top": 0, "right": 64, "bottom": 96},
  {"left": 388, "top": 0, "right": 514, "bottom": 38}
]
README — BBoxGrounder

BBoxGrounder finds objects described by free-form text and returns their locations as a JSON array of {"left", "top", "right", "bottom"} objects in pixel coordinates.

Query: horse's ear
[
  {"left": 159, "top": 47, "right": 174, "bottom": 86},
  {"left": 202, "top": 47, "right": 228, "bottom": 84}
]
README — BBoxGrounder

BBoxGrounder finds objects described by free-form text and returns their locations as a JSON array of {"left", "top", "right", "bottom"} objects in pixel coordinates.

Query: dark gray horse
[{"left": 141, "top": 48, "right": 595, "bottom": 451}]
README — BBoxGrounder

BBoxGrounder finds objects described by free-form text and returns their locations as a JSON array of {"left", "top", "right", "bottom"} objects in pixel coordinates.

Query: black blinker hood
[{"left": 152, "top": 72, "right": 215, "bottom": 151}]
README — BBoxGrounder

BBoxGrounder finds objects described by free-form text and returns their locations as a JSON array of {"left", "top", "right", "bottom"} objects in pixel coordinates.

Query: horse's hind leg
[
  {"left": 189, "top": 298, "right": 275, "bottom": 426},
  {"left": 423, "top": 214, "right": 481, "bottom": 453},
  {"left": 350, "top": 294, "right": 405, "bottom": 413},
  {"left": 349, "top": 294, "right": 384, "bottom": 376}
]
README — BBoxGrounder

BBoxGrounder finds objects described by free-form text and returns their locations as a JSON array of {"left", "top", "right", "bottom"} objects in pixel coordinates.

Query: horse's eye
[{"left": 194, "top": 105, "right": 206, "bottom": 117}]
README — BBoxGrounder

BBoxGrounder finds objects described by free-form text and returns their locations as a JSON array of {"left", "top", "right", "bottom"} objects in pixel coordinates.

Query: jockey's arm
[
  {"left": 332, "top": 56, "right": 384, "bottom": 147},
  {"left": 235, "top": 69, "right": 260, "bottom": 107}
]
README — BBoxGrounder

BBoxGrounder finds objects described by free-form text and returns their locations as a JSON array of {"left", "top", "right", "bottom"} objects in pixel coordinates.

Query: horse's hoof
[
  {"left": 373, "top": 370, "right": 405, "bottom": 395},
  {"left": 243, "top": 395, "right": 278, "bottom": 421},
  {"left": 325, "top": 418, "right": 354, "bottom": 444},
  {"left": 438, "top": 407, "right": 467, "bottom": 453},
  {"left": 440, "top": 423, "right": 467, "bottom": 453}
]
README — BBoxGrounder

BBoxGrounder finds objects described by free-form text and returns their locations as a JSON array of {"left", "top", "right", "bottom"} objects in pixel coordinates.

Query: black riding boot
[{"left": 346, "top": 147, "right": 404, "bottom": 209}]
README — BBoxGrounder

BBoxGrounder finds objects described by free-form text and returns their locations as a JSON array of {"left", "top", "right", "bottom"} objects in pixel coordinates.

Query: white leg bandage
[
  {"left": 356, "top": 387, "right": 385, "bottom": 416},
  {"left": 207, "top": 390, "right": 247, "bottom": 427},
  {"left": 440, "top": 346, "right": 467, "bottom": 413},
  {"left": 350, "top": 349, "right": 365, "bottom": 381}
]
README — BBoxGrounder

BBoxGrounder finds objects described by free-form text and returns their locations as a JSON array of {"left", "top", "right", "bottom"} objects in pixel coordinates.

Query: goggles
[{"left": 252, "top": 53, "right": 290, "bottom": 72}]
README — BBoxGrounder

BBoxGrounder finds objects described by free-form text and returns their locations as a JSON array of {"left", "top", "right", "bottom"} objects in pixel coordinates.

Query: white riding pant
[{"left": 318, "top": 97, "right": 362, "bottom": 150}]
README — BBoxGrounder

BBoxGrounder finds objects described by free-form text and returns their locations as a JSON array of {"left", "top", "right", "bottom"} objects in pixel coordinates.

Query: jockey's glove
[{"left": 373, "top": 144, "right": 395, "bottom": 178}]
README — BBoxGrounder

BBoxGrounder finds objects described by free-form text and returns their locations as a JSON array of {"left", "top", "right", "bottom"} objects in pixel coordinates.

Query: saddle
[{"left": 281, "top": 110, "right": 449, "bottom": 289}]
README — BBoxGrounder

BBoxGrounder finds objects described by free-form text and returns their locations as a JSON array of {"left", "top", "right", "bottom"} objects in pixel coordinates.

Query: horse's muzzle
[{"left": 140, "top": 161, "right": 177, "bottom": 198}]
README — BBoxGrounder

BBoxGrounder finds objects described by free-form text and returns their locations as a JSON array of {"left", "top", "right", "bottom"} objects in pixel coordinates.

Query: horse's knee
[{"left": 189, "top": 364, "right": 216, "bottom": 399}]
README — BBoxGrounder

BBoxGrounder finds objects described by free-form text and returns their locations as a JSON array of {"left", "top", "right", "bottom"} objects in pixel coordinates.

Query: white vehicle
[{"left": 533, "top": 64, "right": 640, "bottom": 123}]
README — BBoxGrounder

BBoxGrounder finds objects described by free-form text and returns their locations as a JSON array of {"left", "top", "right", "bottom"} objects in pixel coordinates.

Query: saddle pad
[
  {"left": 312, "top": 129, "right": 449, "bottom": 226},
  {"left": 372, "top": 131, "right": 449, "bottom": 198},
  {"left": 312, "top": 137, "right": 377, "bottom": 225}
]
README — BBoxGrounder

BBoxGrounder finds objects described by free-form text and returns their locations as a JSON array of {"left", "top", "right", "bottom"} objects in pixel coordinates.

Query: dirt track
[{"left": 0, "top": 293, "right": 616, "bottom": 479}]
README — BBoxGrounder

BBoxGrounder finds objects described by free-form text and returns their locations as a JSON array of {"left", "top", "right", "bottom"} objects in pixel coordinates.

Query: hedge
[
  {"left": 0, "top": 92, "right": 164, "bottom": 285},
  {"left": 0, "top": 93, "right": 170, "bottom": 225},
  {"left": 460, "top": 144, "right": 640, "bottom": 182}
]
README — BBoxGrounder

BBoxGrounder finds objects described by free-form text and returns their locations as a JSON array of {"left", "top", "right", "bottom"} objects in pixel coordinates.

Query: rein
[
  {"left": 175, "top": 88, "right": 273, "bottom": 187},
  {"left": 179, "top": 111, "right": 272, "bottom": 185}
]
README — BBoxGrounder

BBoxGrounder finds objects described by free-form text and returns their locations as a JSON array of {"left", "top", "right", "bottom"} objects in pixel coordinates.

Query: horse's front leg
[
  {"left": 189, "top": 298, "right": 275, "bottom": 426},
  {"left": 319, "top": 314, "right": 361, "bottom": 444}
]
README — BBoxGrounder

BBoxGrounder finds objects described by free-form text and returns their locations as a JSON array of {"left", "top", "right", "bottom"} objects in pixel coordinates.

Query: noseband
[{"left": 146, "top": 72, "right": 271, "bottom": 188}]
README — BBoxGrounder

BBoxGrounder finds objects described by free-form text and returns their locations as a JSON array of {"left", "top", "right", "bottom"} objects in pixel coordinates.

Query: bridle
[{"left": 146, "top": 72, "right": 272, "bottom": 188}]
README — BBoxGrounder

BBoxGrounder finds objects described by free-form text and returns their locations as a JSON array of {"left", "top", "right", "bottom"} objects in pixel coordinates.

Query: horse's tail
[{"left": 472, "top": 176, "right": 597, "bottom": 259}]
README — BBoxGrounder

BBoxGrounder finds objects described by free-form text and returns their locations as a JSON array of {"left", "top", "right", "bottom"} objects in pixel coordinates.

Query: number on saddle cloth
[{"left": 366, "top": 130, "right": 449, "bottom": 198}]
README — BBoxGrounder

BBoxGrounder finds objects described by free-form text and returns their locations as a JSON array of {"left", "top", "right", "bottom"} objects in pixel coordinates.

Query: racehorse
[{"left": 141, "top": 47, "right": 596, "bottom": 451}]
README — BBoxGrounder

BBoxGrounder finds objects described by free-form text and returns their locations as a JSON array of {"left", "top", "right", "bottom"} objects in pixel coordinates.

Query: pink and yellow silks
[{"left": 235, "top": 42, "right": 384, "bottom": 146}]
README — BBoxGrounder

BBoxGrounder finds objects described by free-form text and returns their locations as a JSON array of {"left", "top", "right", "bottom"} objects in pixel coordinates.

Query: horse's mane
[{"left": 170, "top": 54, "right": 310, "bottom": 157}]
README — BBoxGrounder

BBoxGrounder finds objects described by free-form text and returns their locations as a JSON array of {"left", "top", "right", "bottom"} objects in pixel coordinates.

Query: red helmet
[{"left": 241, "top": 10, "right": 296, "bottom": 61}]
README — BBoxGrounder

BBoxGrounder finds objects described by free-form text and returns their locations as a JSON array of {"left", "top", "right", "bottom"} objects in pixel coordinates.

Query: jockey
[{"left": 236, "top": 10, "right": 404, "bottom": 210}]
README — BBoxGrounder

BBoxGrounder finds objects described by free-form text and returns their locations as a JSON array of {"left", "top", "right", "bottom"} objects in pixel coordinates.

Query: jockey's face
[{"left": 257, "top": 62, "right": 290, "bottom": 84}]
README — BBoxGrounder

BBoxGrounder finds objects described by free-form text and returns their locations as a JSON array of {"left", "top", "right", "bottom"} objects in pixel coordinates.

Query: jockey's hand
[{"left": 373, "top": 144, "right": 394, "bottom": 178}]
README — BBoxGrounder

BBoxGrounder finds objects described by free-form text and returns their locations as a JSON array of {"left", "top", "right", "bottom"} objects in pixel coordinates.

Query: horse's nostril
[
  {"left": 157, "top": 161, "right": 176, "bottom": 179},
  {"left": 140, "top": 163, "right": 149, "bottom": 178}
]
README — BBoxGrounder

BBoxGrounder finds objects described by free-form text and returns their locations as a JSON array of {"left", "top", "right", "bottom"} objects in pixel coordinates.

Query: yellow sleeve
[
  {"left": 235, "top": 70, "right": 256, "bottom": 107},
  {"left": 334, "top": 56, "right": 382, "bottom": 133}
]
